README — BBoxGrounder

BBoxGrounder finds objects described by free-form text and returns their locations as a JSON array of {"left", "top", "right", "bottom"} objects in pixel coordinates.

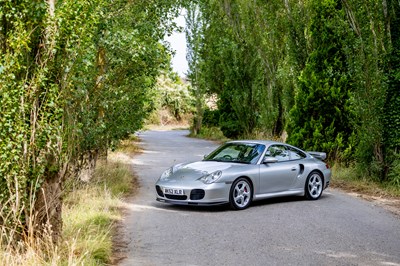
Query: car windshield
[{"left": 204, "top": 143, "right": 265, "bottom": 164}]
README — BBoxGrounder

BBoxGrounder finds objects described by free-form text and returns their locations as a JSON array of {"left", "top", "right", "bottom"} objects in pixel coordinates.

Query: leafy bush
[
  {"left": 190, "top": 126, "right": 227, "bottom": 142},
  {"left": 202, "top": 108, "right": 220, "bottom": 127},
  {"left": 147, "top": 73, "right": 194, "bottom": 125},
  {"left": 388, "top": 155, "right": 400, "bottom": 188}
]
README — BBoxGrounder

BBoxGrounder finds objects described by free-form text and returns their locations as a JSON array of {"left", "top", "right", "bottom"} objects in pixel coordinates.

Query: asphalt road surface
[{"left": 119, "top": 130, "right": 400, "bottom": 266}]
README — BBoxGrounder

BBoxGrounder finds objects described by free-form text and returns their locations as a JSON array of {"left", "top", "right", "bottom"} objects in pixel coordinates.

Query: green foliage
[
  {"left": 202, "top": 108, "right": 220, "bottom": 127},
  {"left": 0, "top": 0, "right": 179, "bottom": 240},
  {"left": 384, "top": 0, "right": 400, "bottom": 153},
  {"left": 161, "top": 73, "right": 194, "bottom": 120},
  {"left": 147, "top": 73, "right": 194, "bottom": 125},
  {"left": 185, "top": 0, "right": 288, "bottom": 138},
  {"left": 287, "top": 0, "right": 353, "bottom": 159},
  {"left": 185, "top": 1, "right": 206, "bottom": 134},
  {"left": 190, "top": 126, "right": 227, "bottom": 142},
  {"left": 186, "top": 0, "right": 400, "bottom": 186},
  {"left": 388, "top": 155, "right": 400, "bottom": 187},
  {"left": 340, "top": 0, "right": 387, "bottom": 179}
]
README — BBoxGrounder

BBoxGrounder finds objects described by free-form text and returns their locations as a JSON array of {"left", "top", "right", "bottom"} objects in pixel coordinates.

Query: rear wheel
[
  {"left": 305, "top": 171, "right": 323, "bottom": 200},
  {"left": 229, "top": 178, "right": 252, "bottom": 210}
]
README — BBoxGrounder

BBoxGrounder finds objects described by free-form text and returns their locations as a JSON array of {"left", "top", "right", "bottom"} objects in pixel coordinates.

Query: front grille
[
  {"left": 190, "top": 189, "right": 205, "bottom": 200},
  {"left": 156, "top": 185, "right": 164, "bottom": 197},
  {"left": 165, "top": 194, "right": 187, "bottom": 200}
]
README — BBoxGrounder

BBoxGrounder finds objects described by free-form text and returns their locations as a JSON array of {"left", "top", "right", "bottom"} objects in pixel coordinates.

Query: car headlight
[
  {"left": 160, "top": 167, "right": 173, "bottom": 180},
  {"left": 199, "top": 170, "right": 222, "bottom": 184}
]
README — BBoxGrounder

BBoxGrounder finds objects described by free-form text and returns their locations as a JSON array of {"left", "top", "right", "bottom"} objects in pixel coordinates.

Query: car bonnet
[{"left": 167, "top": 161, "right": 233, "bottom": 181}]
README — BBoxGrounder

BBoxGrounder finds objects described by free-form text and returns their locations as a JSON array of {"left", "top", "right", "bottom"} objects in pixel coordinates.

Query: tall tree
[
  {"left": 186, "top": 2, "right": 205, "bottom": 135},
  {"left": 383, "top": 0, "right": 400, "bottom": 179},
  {"left": 287, "top": 0, "right": 353, "bottom": 159}
]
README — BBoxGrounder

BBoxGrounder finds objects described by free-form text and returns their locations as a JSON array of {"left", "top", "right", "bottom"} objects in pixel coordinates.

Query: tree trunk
[
  {"left": 30, "top": 0, "right": 63, "bottom": 244},
  {"left": 32, "top": 155, "right": 63, "bottom": 244}
]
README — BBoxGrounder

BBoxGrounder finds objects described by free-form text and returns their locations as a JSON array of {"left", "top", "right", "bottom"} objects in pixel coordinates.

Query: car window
[
  {"left": 242, "top": 144, "right": 265, "bottom": 164},
  {"left": 288, "top": 146, "right": 306, "bottom": 160},
  {"left": 205, "top": 143, "right": 265, "bottom": 164},
  {"left": 266, "top": 145, "right": 289, "bottom": 162},
  {"left": 218, "top": 145, "right": 240, "bottom": 159}
]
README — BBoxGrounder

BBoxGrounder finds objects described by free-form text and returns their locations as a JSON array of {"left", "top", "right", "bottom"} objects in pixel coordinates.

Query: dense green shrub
[
  {"left": 202, "top": 108, "right": 220, "bottom": 127},
  {"left": 286, "top": 0, "right": 353, "bottom": 159}
]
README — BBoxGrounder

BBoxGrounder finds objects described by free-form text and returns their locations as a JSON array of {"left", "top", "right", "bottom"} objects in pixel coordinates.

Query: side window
[
  {"left": 242, "top": 144, "right": 265, "bottom": 164},
  {"left": 266, "top": 145, "right": 289, "bottom": 162},
  {"left": 288, "top": 146, "right": 306, "bottom": 160}
]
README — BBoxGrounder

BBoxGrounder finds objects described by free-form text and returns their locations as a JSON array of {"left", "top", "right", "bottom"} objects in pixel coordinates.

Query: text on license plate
[{"left": 164, "top": 188, "right": 184, "bottom": 195}]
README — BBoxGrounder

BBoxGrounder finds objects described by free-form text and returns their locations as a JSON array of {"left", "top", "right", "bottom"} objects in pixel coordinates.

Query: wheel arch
[
  {"left": 304, "top": 169, "right": 325, "bottom": 200},
  {"left": 310, "top": 169, "right": 325, "bottom": 186},
  {"left": 234, "top": 176, "right": 254, "bottom": 196},
  {"left": 229, "top": 176, "right": 254, "bottom": 210}
]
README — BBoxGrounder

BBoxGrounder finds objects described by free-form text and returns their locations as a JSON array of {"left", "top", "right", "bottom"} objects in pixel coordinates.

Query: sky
[{"left": 165, "top": 11, "right": 188, "bottom": 77}]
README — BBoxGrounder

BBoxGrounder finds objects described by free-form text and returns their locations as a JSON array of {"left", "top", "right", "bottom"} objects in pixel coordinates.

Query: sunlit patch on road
[
  {"left": 142, "top": 150, "right": 161, "bottom": 154},
  {"left": 125, "top": 203, "right": 182, "bottom": 213},
  {"left": 131, "top": 158, "right": 148, "bottom": 165},
  {"left": 381, "top": 262, "right": 400, "bottom": 266},
  {"left": 325, "top": 252, "right": 358, "bottom": 259}
]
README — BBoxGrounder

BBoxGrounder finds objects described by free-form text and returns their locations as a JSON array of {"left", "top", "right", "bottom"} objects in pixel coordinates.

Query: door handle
[{"left": 291, "top": 167, "right": 297, "bottom": 171}]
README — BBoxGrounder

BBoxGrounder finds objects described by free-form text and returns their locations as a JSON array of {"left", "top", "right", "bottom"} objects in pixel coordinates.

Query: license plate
[{"left": 164, "top": 188, "right": 184, "bottom": 195}]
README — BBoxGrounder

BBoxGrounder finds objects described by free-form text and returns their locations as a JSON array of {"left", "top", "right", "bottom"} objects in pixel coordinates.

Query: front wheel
[
  {"left": 305, "top": 171, "right": 323, "bottom": 200},
  {"left": 229, "top": 178, "right": 252, "bottom": 210}
]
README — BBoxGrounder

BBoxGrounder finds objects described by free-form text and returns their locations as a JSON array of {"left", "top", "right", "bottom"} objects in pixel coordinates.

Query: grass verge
[
  {"left": 0, "top": 148, "right": 138, "bottom": 265},
  {"left": 331, "top": 164, "right": 400, "bottom": 198},
  {"left": 62, "top": 160, "right": 136, "bottom": 265}
]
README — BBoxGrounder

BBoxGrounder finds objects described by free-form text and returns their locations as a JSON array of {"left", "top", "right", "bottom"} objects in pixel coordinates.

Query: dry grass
[
  {"left": 331, "top": 164, "right": 400, "bottom": 216},
  {"left": 0, "top": 143, "right": 140, "bottom": 265},
  {"left": 117, "top": 136, "right": 143, "bottom": 155},
  {"left": 331, "top": 164, "right": 400, "bottom": 198}
]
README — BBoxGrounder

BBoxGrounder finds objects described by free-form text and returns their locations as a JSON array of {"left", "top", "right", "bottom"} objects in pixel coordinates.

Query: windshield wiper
[
  {"left": 234, "top": 161, "right": 251, "bottom": 164},
  {"left": 204, "top": 159, "right": 223, "bottom": 162}
]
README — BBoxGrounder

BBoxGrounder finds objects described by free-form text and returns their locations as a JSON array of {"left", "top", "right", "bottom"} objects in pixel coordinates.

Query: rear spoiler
[{"left": 307, "top": 151, "right": 327, "bottom": 160}]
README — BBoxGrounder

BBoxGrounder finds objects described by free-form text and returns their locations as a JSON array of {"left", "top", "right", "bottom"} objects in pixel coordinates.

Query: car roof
[
  {"left": 227, "top": 140, "right": 309, "bottom": 154},
  {"left": 227, "top": 140, "right": 284, "bottom": 146}
]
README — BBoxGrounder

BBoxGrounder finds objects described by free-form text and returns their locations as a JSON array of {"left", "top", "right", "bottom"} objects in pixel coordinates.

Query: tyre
[
  {"left": 305, "top": 171, "right": 323, "bottom": 200},
  {"left": 230, "top": 178, "right": 252, "bottom": 210}
]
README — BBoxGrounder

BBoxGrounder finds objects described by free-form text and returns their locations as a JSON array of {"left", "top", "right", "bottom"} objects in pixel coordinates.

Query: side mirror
[{"left": 263, "top": 156, "right": 278, "bottom": 164}]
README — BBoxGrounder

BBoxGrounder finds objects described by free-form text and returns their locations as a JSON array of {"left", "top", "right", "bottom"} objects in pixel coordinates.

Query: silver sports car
[{"left": 155, "top": 140, "right": 331, "bottom": 210}]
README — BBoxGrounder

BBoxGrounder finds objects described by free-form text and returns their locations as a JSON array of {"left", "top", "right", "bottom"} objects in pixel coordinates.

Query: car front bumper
[{"left": 155, "top": 180, "right": 230, "bottom": 206}]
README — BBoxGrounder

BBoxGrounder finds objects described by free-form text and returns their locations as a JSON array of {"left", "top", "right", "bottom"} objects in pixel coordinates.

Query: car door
[{"left": 259, "top": 145, "right": 299, "bottom": 194}]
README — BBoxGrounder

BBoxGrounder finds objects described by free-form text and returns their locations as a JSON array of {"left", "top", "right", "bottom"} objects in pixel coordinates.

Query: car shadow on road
[
  {"left": 250, "top": 193, "right": 332, "bottom": 209},
  {"left": 152, "top": 193, "right": 332, "bottom": 213}
]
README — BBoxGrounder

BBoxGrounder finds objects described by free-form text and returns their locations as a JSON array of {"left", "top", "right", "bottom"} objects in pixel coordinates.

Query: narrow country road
[{"left": 119, "top": 130, "right": 400, "bottom": 266}]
